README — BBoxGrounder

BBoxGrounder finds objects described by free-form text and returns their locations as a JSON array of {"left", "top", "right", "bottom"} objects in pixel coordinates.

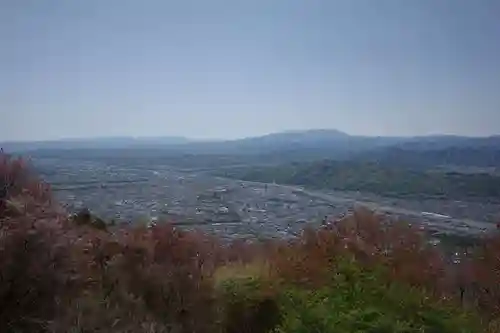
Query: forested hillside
[{"left": 216, "top": 160, "right": 500, "bottom": 200}]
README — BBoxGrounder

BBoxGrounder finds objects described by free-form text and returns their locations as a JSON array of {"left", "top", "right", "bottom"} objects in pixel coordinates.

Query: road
[
  {"left": 34, "top": 156, "right": 497, "bottom": 241},
  {"left": 226, "top": 178, "right": 496, "bottom": 237}
]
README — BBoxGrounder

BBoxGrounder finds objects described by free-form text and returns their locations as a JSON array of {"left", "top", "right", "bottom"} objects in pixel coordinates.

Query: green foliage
[
  {"left": 274, "top": 259, "right": 483, "bottom": 333},
  {"left": 211, "top": 258, "right": 484, "bottom": 333},
  {"left": 0, "top": 153, "right": 498, "bottom": 332},
  {"left": 216, "top": 275, "right": 282, "bottom": 333},
  {"left": 72, "top": 207, "right": 108, "bottom": 231},
  {"left": 217, "top": 160, "right": 500, "bottom": 200}
]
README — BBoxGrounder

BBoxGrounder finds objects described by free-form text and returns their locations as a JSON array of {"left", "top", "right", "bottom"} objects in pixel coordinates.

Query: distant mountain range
[
  {"left": 0, "top": 136, "right": 192, "bottom": 152},
  {"left": 3, "top": 129, "right": 500, "bottom": 168}
]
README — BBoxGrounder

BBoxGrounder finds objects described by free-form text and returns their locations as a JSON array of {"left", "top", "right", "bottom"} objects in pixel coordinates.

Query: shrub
[
  {"left": 214, "top": 261, "right": 282, "bottom": 333},
  {"left": 0, "top": 155, "right": 76, "bottom": 332},
  {"left": 458, "top": 232, "right": 500, "bottom": 318},
  {"left": 0, "top": 152, "right": 498, "bottom": 332},
  {"left": 275, "top": 258, "right": 484, "bottom": 333}
]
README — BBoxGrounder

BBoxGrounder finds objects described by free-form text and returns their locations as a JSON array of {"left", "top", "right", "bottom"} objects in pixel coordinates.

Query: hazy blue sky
[{"left": 1, "top": 0, "right": 499, "bottom": 141}]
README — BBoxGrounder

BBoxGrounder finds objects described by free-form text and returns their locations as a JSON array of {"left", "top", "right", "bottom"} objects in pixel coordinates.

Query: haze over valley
[
  {"left": 4, "top": 1, "right": 500, "bottom": 330},
  {"left": 12, "top": 129, "right": 497, "bottom": 247}
]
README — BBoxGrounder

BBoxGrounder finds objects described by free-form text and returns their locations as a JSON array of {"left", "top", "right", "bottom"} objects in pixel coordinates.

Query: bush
[
  {"left": 214, "top": 261, "right": 282, "bottom": 333},
  {"left": 275, "top": 259, "right": 483, "bottom": 333},
  {"left": 0, "top": 152, "right": 498, "bottom": 332},
  {"left": 458, "top": 233, "right": 500, "bottom": 318},
  {"left": 0, "top": 155, "right": 76, "bottom": 332}
]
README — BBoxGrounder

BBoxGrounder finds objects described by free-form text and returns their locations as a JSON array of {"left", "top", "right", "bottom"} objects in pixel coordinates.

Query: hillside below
[
  {"left": 215, "top": 160, "right": 500, "bottom": 201},
  {"left": 2, "top": 153, "right": 500, "bottom": 332}
]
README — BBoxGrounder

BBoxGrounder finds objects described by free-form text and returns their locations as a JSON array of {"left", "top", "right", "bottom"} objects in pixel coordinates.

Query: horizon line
[{"left": 1, "top": 129, "right": 500, "bottom": 144}]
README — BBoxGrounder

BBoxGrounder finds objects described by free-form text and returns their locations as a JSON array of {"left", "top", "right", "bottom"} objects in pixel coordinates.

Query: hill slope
[
  {"left": 216, "top": 160, "right": 500, "bottom": 200},
  {"left": 2, "top": 153, "right": 500, "bottom": 332}
]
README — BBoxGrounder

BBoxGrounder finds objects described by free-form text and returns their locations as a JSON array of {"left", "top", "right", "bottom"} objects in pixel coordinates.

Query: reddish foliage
[
  {"left": 0, "top": 156, "right": 77, "bottom": 332},
  {"left": 458, "top": 233, "right": 500, "bottom": 318},
  {"left": 266, "top": 208, "right": 451, "bottom": 294},
  {"left": 0, "top": 152, "right": 499, "bottom": 332}
]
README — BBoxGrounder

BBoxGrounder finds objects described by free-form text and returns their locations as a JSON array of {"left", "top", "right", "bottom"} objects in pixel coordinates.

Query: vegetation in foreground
[{"left": 1, "top": 153, "right": 500, "bottom": 332}]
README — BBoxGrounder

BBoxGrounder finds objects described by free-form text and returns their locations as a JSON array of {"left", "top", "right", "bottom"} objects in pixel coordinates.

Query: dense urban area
[{"left": 32, "top": 150, "right": 499, "bottom": 245}]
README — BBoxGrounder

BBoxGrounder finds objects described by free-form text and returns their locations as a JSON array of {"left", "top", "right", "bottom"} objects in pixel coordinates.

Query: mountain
[
  {"left": 196, "top": 129, "right": 352, "bottom": 154},
  {"left": 0, "top": 136, "right": 192, "bottom": 152},
  {"left": 210, "top": 131, "right": 500, "bottom": 168},
  {"left": 217, "top": 159, "right": 500, "bottom": 200},
  {"left": 240, "top": 129, "right": 350, "bottom": 144},
  {"left": 354, "top": 136, "right": 500, "bottom": 169},
  {"left": 392, "top": 135, "right": 500, "bottom": 150},
  {"left": 356, "top": 146, "right": 500, "bottom": 169},
  {"left": 158, "top": 129, "right": 405, "bottom": 158},
  {"left": 3, "top": 130, "right": 500, "bottom": 168}
]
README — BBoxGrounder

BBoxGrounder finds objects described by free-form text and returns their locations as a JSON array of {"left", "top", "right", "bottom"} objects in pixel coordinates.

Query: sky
[{"left": 1, "top": 0, "right": 499, "bottom": 141}]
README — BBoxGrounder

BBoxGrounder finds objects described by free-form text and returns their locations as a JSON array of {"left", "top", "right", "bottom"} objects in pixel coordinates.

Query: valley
[{"left": 31, "top": 148, "right": 499, "bottom": 245}]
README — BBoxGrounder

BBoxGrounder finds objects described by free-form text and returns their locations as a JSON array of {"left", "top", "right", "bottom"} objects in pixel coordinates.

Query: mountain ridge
[{"left": 3, "top": 129, "right": 500, "bottom": 167}]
